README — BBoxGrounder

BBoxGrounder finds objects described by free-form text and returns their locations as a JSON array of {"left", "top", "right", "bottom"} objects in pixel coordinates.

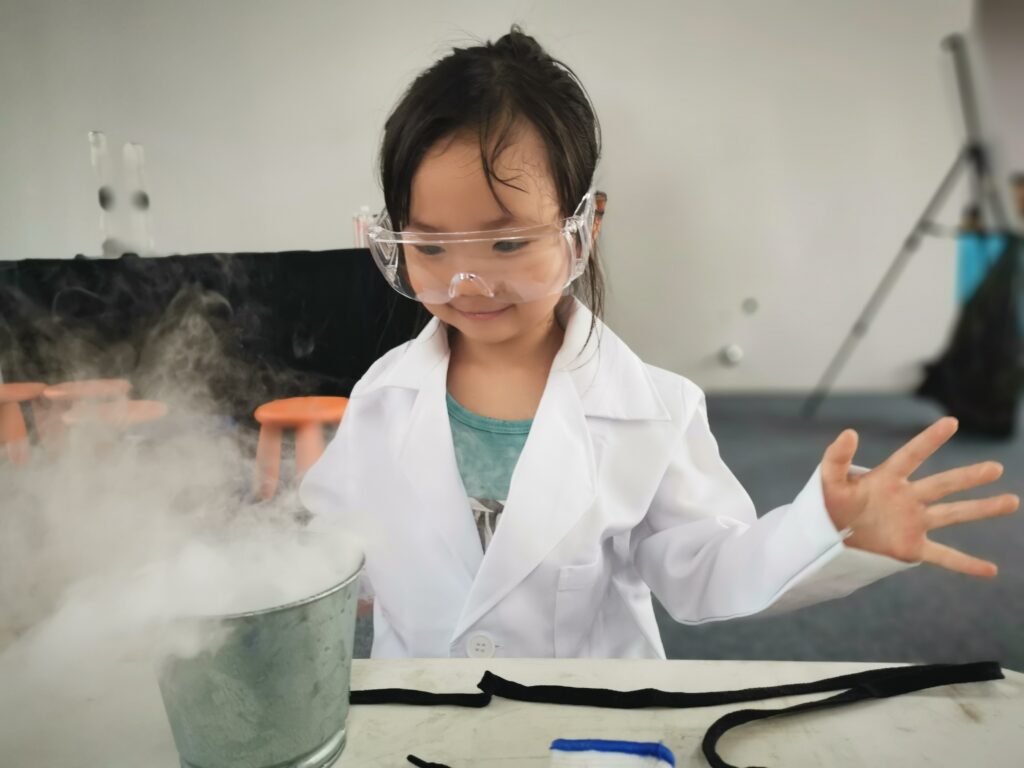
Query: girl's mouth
[{"left": 453, "top": 306, "right": 511, "bottom": 321}]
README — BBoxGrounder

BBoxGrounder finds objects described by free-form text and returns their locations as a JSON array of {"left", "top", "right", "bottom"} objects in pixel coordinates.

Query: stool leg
[
  {"left": 28, "top": 401, "right": 46, "bottom": 440},
  {"left": 256, "top": 424, "right": 283, "bottom": 501},
  {"left": 1, "top": 402, "right": 30, "bottom": 466},
  {"left": 294, "top": 423, "right": 325, "bottom": 479}
]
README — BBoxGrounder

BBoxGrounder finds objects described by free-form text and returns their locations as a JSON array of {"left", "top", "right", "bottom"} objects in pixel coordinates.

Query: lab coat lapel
[
  {"left": 454, "top": 366, "right": 596, "bottom": 637},
  {"left": 396, "top": 328, "right": 483, "bottom": 583}
]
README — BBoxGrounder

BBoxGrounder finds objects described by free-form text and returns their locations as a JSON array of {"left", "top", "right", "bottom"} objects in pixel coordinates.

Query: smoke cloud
[{"left": 0, "top": 282, "right": 363, "bottom": 765}]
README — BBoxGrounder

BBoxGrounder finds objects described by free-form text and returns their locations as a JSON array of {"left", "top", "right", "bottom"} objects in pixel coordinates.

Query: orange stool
[
  {"left": 62, "top": 399, "right": 168, "bottom": 428},
  {"left": 43, "top": 378, "right": 132, "bottom": 403},
  {"left": 254, "top": 396, "right": 348, "bottom": 500},
  {"left": 41, "top": 378, "right": 132, "bottom": 441},
  {"left": 0, "top": 382, "right": 48, "bottom": 465}
]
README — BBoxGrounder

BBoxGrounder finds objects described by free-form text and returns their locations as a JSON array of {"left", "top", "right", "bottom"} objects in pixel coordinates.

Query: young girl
[{"left": 301, "top": 27, "right": 1017, "bottom": 659}]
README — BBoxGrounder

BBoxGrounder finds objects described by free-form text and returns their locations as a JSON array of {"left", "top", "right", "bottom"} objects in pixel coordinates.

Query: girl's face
[{"left": 407, "top": 124, "right": 566, "bottom": 346}]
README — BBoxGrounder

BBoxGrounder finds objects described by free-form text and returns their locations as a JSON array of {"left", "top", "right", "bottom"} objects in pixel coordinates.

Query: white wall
[{"left": 0, "top": 0, "right": 979, "bottom": 391}]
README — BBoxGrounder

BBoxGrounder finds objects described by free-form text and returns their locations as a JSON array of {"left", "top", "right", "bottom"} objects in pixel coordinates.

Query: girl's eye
[
  {"left": 413, "top": 244, "right": 445, "bottom": 256},
  {"left": 493, "top": 240, "right": 529, "bottom": 254}
]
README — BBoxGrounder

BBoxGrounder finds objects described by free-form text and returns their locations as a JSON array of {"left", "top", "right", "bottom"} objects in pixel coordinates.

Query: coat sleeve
[
  {"left": 299, "top": 396, "right": 375, "bottom": 601},
  {"left": 631, "top": 381, "right": 916, "bottom": 624}
]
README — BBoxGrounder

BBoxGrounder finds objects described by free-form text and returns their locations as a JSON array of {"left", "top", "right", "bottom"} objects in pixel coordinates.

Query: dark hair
[{"left": 379, "top": 25, "right": 604, "bottom": 326}]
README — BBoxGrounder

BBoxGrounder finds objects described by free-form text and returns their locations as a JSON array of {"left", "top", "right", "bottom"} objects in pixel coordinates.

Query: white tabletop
[
  {"left": 4, "top": 658, "right": 1021, "bottom": 766},
  {"left": 336, "top": 659, "right": 1024, "bottom": 767}
]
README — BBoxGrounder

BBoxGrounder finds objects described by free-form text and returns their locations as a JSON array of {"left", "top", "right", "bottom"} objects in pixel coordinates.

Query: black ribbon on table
[{"left": 350, "top": 660, "right": 1003, "bottom": 768}]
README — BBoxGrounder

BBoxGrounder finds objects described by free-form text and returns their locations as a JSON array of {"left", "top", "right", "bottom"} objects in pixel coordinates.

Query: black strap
[
  {"left": 406, "top": 756, "right": 451, "bottom": 768},
  {"left": 699, "top": 662, "right": 1003, "bottom": 768},
  {"left": 349, "top": 660, "right": 1003, "bottom": 768},
  {"left": 350, "top": 687, "right": 490, "bottom": 708},
  {"left": 477, "top": 662, "right": 997, "bottom": 708}
]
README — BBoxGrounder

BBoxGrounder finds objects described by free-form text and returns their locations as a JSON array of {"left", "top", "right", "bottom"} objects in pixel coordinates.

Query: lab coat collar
[{"left": 365, "top": 299, "right": 672, "bottom": 423}]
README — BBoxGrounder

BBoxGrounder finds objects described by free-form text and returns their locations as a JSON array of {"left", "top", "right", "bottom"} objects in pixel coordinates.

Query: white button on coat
[
  {"left": 301, "top": 300, "right": 914, "bottom": 659},
  {"left": 466, "top": 633, "right": 496, "bottom": 659}
]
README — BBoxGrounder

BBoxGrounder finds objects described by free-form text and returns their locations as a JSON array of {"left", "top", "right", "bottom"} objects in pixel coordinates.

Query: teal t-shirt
[{"left": 446, "top": 393, "right": 532, "bottom": 551}]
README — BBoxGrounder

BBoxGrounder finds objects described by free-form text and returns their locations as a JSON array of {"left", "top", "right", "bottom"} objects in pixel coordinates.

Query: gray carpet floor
[
  {"left": 354, "top": 394, "right": 1022, "bottom": 668},
  {"left": 657, "top": 394, "right": 1024, "bottom": 670}
]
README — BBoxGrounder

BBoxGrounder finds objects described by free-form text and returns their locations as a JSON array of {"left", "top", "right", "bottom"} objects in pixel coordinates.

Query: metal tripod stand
[{"left": 801, "top": 33, "right": 1010, "bottom": 418}]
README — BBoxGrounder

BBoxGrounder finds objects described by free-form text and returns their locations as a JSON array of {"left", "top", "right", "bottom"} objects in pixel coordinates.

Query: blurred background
[{"left": 0, "top": 0, "right": 1020, "bottom": 666}]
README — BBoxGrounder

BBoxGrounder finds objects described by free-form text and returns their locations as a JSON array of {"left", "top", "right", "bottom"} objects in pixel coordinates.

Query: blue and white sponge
[{"left": 550, "top": 739, "right": 675, "bottom": 767}]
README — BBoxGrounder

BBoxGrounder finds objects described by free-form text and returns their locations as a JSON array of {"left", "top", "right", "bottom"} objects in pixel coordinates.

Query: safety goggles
[{"left": 367, "top": 191, "right": 597, "bottom": 305}]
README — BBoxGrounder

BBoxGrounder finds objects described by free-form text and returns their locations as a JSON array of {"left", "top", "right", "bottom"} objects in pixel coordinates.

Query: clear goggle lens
[{"left": 367, "top": 191, "right": 595, "bottom": 305}]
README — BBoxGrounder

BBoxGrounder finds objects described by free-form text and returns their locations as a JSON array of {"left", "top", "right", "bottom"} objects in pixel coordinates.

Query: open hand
[{"left": 820, "top": 417, "right": 1018, "bottom": 577}]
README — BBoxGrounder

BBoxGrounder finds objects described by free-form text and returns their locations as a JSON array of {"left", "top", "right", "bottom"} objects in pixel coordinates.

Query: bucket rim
[{"left": 215, "top": 555, "right": 365, "bottom": 620}]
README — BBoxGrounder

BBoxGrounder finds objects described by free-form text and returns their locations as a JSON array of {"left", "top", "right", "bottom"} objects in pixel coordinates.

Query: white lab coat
[{"left": 300, "top": 300, "right": 912, "bottom": 659}]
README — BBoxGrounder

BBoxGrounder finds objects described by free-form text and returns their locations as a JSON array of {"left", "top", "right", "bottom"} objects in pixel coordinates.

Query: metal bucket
[{"left": 158, "top": 558, "right": 363, "bottom": 768}]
